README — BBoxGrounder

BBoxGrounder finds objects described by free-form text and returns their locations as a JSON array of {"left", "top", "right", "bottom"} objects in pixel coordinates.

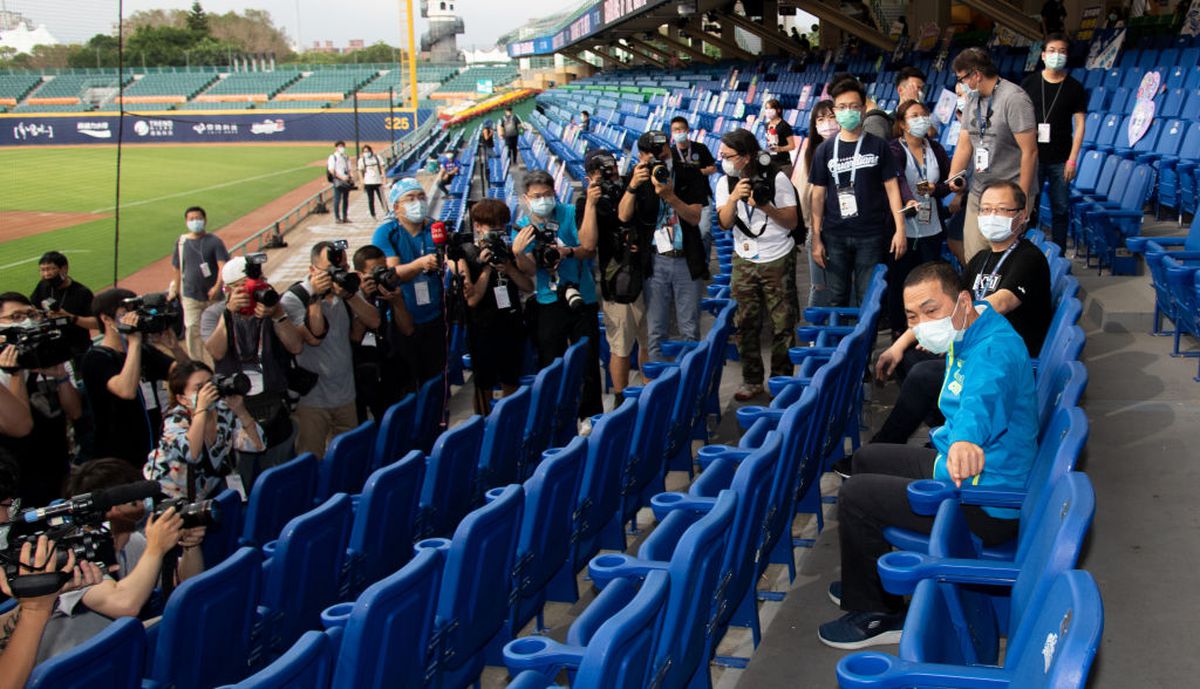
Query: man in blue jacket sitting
[{"left": 819, "top": 260, "right": 1039, "bottom": 650}]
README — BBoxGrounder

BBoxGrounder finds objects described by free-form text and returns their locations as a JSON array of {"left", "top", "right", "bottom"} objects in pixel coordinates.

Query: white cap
[{"left": 222, "top": 256, "right": 247, "bottom": 285}]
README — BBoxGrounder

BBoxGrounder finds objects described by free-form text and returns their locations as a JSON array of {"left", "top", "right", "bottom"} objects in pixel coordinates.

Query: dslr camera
[
  {"left": 531, "top": 223, "right": 563, "bottom": 274},
  {"left": 324, "top": 240, "right": 361, "bottom": 293},
  {"left": 444, "top": 230, "right": 477, "bottom": 263},
  {"left": 586, "top": 153, "right": 624, "bottom": 217},
  {"left": 369, "top": 264, "right": 402, "bottom": 291},
  {"left": 117, "top": 292, "right": 182, "bottom": 335},
  {"left": 0, "top": 316, "right": 73, "bottom": 371},
  {"left": 151, "top": 497, "right": 217, "bottom": 530},
  {"left": 238, "top": 253, "right": 279, "bottom": 316},
  {"left": 213, "top": 372, "right": 251, "bottom": 397},
  {"left": 746, "top": 151, "right": 776, "bottom": 207},
  {"left": 477, "top": 230, "right": 513, "bottom": 267}
]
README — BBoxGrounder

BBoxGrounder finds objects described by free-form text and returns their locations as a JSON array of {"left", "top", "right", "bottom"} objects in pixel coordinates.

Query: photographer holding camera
[
  {"left": 578, "top": 150, "right": 646, "bottom": 402},
  {"left": 280, "top": 241, "right": 380, "bottom": 458},
  {"left": 29, "top": 251, "right": 98, "bottom": 370},
  {"left": 201, "top": 256, "right": 305, "bottom": 486},
  {"left": 716, "top": 128, "right": 801, "bottom": 401},
  {"left": 451, "top": 200, "right": 532, "bottom": 415},
  {"left": 82, "top": 289, "right": 189, "bottom": 467},
  {"left": 512, "top": 170, "right": 603, "bottom": 423},
  {"left": 372, "top": 178, "right": 448, "bottom": 385},
  {"left": 619, "top": 131, "right": 710, "bottom": 364},
  {"left": 0, "top": 293, "right": 82, "bottom": 508},
  {"left": 350, "top": 245, "right": 416, "bottom": 421},
  {"left": 145, "top": 361, "right": 264, "bottom": 500},
  {"left": 31, "top": 460, "right": 203, "bottom": 663}
]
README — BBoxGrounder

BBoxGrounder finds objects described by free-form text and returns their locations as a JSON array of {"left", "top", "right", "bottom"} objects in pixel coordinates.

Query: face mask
[
  {"left": 672, "top": 131, "right": 689, "bottom": 145},
  {"left": 529, "top": 197, "right": 557, "bottom": 218},
  {"left": 186, "top": 219, "right": 205, "bottom": 233},
  {"left": 336, "top": 146, "right": 345, "bottom": 155},
  {"left": 834, "top": 108, "right": 862, "bottom": 131},
  {"left": 12, "top": 318, "right": 36, "bottom": 330},
  {"left": 425, "top": 161, "right": 439, "bottom": 173},
  {"left": 906, "top": 116, "right": 932, "bottom": 138},
  {"left": 44, "top": 273, "right": 64, "bottom": 288},
  {"left": 978, "top": 213, "right": 1017, "bottom": 242},
  {"left": 1045, "top": 53, "right": 1067, "bottom": 70},
  {"left": 956, "top": 96, "right": 967, "bottom": 112},
  {"left": 722, "top": 158, "right": 741, "bottom": 177},
  {"left": 913, "top": 297, "right": 965, "bottom": 355},
  {"left": 816, "top": 121, "right": 840, "bottom": 139},
  {"left": 403, "top": 200, "right": 427, "bottom": 223},
  {"left": 763, "top": 108, "right": 778, "bottom": 120}
]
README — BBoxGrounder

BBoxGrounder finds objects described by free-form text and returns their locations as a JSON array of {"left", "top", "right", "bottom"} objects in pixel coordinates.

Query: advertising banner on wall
[{"left": 0, "top": 110, "right": 418, "bottom": 147}]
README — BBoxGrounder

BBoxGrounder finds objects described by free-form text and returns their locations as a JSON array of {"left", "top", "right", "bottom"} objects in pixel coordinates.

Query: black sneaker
[
  {"left": 818, "top": 611, "right": 904, "bottom": 650},
  {"left": 833, "top": 457, "right": 853, "bottom": 479}
]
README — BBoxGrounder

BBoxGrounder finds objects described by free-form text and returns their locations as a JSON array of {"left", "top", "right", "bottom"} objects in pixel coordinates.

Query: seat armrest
[
  {"left": 586, "top": 554, "right": 669, "bottom": 589},
  {"left": 877, "top": 550, "right": 1021, "bottom": 596},
  {"left": 695, "top": 444, "right": 754, "bottom": 471},
  {"left": 906, "top": 479, "right": 1029, "bottom": 516},
  {"left": 836, "top": 652, "right": 1011, "bottom": 689},
  {"left": 649, "top": 492, "right": 717, "bottom": 521},
  {"left": 503, "top": 637, "right": 586, "bottom": 679}
]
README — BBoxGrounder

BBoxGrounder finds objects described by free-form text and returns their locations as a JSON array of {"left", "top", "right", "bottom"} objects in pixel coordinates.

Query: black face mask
[{"left": 44, "top": 274, "right": 64, "bottom": 288}]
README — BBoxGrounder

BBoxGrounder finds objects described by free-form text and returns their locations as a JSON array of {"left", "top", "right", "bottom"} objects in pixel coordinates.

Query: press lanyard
[
  {"left": 976, "top": 81, "right": 997, "bottom": 139},
  {"left": 1039, "top": 77, "right": 1063, "bottom": 122},
  {"left": 836, "top": 136, "right": 865, "bottom": 189},
  {"left": 975, "top": 240, "right": 1019, "bottom": 300},
  {"left": 901, "top": 139, "right": 930, "bottom": 184}
]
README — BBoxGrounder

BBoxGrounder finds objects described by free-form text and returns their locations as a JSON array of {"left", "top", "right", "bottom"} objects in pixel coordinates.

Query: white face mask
[
  {"left": 906, "top": 116, "right": 932, "bottom": 138},
  {"left": 672, "top": 131, "right": 689, "bottom": 145},
  {"left": 979, "top": 214, "right": 1017, "bottom": 243},
  {"left": 1044, "top": 53, "right": 1067, "bottom": 70},
  {"left": 816, "top": 121, "right": 840, "bottom": 139},
  {"left": 956, "top": 96, "right": 967, "bottom": 112},
  {"left": 913, "top": 296, "right": 965, "bottom": 355},
  {"left": 186, "top": 218, "right": 205, "bottom": 233},
  {"left": 403, "top": 200, "right": 427, "bottom": 223},
  {"left": 336, "top": 146, "right": 345, "bottom": 155},
  {"left": 721, "top": 158, "right": 741, "bottom": 177},
  {"left": 763, "top": 108, "right": 778, "bottom": 120}
]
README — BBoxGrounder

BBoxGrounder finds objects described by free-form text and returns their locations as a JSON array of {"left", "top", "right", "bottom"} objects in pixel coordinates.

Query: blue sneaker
[
  {"left": 818, "top": 611, "right": 904, "bottom": 650},
  {"left": 828, "top": 581, "right": 842, "bottom": 607}
]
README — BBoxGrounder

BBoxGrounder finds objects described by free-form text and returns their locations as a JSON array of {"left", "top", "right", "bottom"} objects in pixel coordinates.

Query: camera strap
[{"left": 726, "top": 177, "right": 768, "bottom": 238}]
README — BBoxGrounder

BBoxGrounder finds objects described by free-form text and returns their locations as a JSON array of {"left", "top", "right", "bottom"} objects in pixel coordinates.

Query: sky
[{"left": 4, "top": 0, "right": 570, "bottom": 51}]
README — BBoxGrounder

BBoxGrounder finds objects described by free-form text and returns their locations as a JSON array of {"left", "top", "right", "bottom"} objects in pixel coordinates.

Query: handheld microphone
[
  {"left": 430, "top": 221, "right": 447, "bottom": 272},
  {"left": 21, "top": 481, "right": 161, "bottom": 524}
]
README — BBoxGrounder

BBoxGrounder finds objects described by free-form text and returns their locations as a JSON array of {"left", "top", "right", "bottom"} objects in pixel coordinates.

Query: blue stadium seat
[
  {"left": 588, "top": 490, "right": 737, "bottom": 689},
  {"left": 413, "top": 374, "right": 448, "bottom": 454},
  {"left": 521, "top": 358, "right": 564, "bottom": 478},
  {"left": 343, "top": 449, "right": 425, "bottom": 596},
  {"left": 258, "top": 494, "right": 354, "bottom": 659},
  {"left": 322, "top": 548, "right": 443, "bottom": 689},
  {"left": 618, "top": 367, "right": 680, "bottom": 531},
  {"left": 504, "top": 571, "right": 669, "bottom": 689},
  {"left": 220, "top": 631, "right": 334, "bottom": 689},
  {"left": 836, "top": 570, "right": 1102, "bottom": 689},
  {"left": 372, "top": 392, "right": 415, "bottom": 471},
  {"left": 552, "top": 337, "right": 590, "bottom": 447},
  {"left": 242, "top": 452, "right": 318, "bottom": 548},
  {"left": 476, "top": 384, "right": 532, "bottom": 495},
  {"left": 202, "top": 488, "right": 244, "bottom": 567},
  {"left": 420, "top": 483, "right": 524, "bottom": 689},
  {"left": 418, "top": 414, "right": 484, "bottom": 538},
  {"left": 26, "top": 617, "right": 145, "bottom": 689},
  {"left": 317, "top": 420, "right": 377, "bottom": 501},
  {"left": 144, "top": 547, "right": 262, "bottom": 689}
]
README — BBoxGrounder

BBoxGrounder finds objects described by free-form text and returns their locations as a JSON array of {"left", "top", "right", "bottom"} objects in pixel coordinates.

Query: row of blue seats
[{"left": 1127, "top": 215, "right": 1200, "bottom": 381}]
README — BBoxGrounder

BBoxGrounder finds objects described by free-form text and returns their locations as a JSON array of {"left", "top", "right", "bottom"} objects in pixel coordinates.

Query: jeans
[
  {"left": 1038, "top": 161, "right": 1071, "bottom": 248},
  {"left": 332, "top": 184, "right": 350, "bottom": 221},
  {"left": 808, "top": 244, "right": 831, "bottom": 308},
  {"left": 824, "top": 233, "right": 887, "bottom": 307},
  {"left": 838, "top": 444, "right": 1020, "bottom": 613},
  {"left": 645, "top": 255, "right": 703, "bottom": 360}
]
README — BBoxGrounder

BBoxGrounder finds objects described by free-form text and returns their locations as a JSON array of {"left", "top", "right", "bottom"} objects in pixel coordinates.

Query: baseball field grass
[{"left": 0, "top": 144, "right": 330, "bottom": 291}]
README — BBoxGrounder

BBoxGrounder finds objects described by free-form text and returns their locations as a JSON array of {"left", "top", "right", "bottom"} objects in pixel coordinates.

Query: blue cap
[{"left": 389, "top": 177, "right": 424, "bottom": 205}]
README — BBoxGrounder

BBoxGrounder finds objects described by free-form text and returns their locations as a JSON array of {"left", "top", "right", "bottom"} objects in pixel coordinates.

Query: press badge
[
  {"left": 654, "top": 227, "right": 674, "bottom": 254},
  {"left": 837, "top": 187, "right": 858, "bottom": 219},
  {"left": 1038, "top": 123, "right": 1051, "bottom": 143},
  {"left": 917, "top": 202, "right": 932, "bottom": 224},
  {"left": 414, "top": 279, "right": 431, "bottom": 306},
  {"left": 739, "top": 237, "right": 759, "bottom": 259},
  {"left": 494, "top": 286, "right": 512, "bottom": 310},
  {"left": 199, "top": 262, "right": 212, "bottom": 278},
  {"left": 361, "top": 332, "right": 378, "bottom": 348},
  {"left": 975, "top": 147, "right": 991, "bottom": 172}
]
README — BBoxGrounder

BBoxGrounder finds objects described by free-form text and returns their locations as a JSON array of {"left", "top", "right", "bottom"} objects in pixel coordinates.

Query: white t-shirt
[
  {"left": 715, "top": 170, "right": 798, "bottom": 263},
  {"left": 359, "top": 154, "right": 384, "bottom": 185}
]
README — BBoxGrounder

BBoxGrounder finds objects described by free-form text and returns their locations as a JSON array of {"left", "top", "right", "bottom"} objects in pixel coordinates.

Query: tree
[{"left": 187, "top": 2, "right": 210, "bottom": 36}]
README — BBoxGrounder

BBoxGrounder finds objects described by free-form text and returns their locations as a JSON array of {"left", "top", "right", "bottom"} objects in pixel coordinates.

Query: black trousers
[
  {"left": 871, "top": 354, "right": 946, "bottom": 445},
  {"left": 535, "top": 300, "right": 604, "bottom": 419},
  {"left": 505, "top": 135, "right": 520, "bottom": 164},
  {"left": 885, "top": 232, "right": 946, "bottom": 337},
  {"left": 364, "top": 184, "right": 384, "bottom": 218},
  {"left": 404, "top": 317, "right": 448, "bottom": 386},
  {"left": 838, "top": 444, "right": 1020, "bottom": 613}
]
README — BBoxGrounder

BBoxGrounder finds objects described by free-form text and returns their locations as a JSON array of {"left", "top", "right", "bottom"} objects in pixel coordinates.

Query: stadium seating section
[
  {"left": 120, "top": 73, "right": 219, "bottom": 100},
  {"left": 435, "top": 65, "right": 520, "bottom": 94}
]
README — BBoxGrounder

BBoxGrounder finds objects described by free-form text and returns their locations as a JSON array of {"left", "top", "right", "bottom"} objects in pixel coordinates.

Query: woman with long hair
[{"left": 794, "top": 99, "right": 838, "bottom": 308}]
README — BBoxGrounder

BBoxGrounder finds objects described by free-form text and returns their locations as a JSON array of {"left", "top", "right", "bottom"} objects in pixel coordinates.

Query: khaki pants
[
  {"left": 181, "top": 296, "right": 217, "bottom": 365},
  {"left": 293, "top": 402, "right": 358, "bottom": 459}
]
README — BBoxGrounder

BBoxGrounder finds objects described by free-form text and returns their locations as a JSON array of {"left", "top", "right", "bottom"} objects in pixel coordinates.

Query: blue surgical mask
[
  {"left": 530, "top": 197, "right": 557, "bottom": 218},
  {"left": 672, "top": 131, "right": 689, "bottom": 145},
  {"left": 403, "top": 200, "right": 427, "bottom": 223},
  {"left": 1045, "top": 53, "right": 1067, "bottom": 70},
  {"left": 186, "top": 219, "right": 205, "bottom": 233},
  {"left": 834, "top": 109, "right": 862, "bottom": 132},
  {"left": 906, "top": 116, "right": 932, "bottom": 138}
]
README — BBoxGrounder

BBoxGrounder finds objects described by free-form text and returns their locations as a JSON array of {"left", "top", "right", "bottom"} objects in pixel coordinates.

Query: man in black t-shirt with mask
[
  {"left": 351, "top": 245, "right": 417, "bottom": 421},
  {"left": 29, "top": 251, "right": 98, "bottom": 370}
]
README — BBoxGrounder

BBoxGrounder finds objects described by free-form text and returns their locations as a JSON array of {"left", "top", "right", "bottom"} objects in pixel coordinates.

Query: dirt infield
[
  {"left": 3, "top": 210, "right": 111, "bottom": 238},
  {"left": 118, "top": 176, "right": 331, "bottom": 294}
]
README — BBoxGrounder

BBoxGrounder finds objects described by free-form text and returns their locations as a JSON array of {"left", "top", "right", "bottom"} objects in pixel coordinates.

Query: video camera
[
  {"left": 117, "top": 292, "right": 181, "bottom": 335},
  {"left": 237, "top": 253, "right": 279, "bottom": 316},
  {"left": 0, "top": 316, "right": 73, "bottom": 371},
  {"left": 1, "top": 480, "right": 160, "bottom": 597},
  {"left": 324, "top": 240, "right": 361, "bottom": 293}
]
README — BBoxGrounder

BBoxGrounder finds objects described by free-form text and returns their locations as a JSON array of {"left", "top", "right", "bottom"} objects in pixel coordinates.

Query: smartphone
[
  {"left": 901, "top": 204, "right": 920, "bottom": 218},
  {"left": 947, "top": 170, "right": 967, "bottom": 185}
]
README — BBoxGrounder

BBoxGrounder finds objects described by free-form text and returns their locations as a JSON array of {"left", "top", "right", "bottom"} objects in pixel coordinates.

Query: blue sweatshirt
[{"left": 931, "top": 304, "right": 1039, "bottom": 519}]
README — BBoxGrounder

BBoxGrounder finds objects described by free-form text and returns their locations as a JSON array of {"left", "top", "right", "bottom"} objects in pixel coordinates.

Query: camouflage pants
[{"left": 732, "top": 253, "right": 798, "bottom": 385}]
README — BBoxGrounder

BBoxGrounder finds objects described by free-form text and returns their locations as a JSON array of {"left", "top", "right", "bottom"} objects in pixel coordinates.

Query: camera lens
[
  {"left": 252, "top": 286, "right": 280, "bottom": 307},
  {"left": 215, "top": 373, "right": 251, "bottom": 397}
]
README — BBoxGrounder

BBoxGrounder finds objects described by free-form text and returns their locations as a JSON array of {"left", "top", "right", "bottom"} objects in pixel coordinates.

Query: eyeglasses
[
  {"left": 0, "top": 309, "right": 39, "bottom": 324},
  {"left": 527, "top": 192, "right": 556, "bottom": 201},
  {"left": 833, "top": 103, "right": 864, "bottom": 112},
  {"left": 955, "top": 71, "right": 976, "bottom": 85},
  {"left": 979, "top": 206, "right": 1022, "bottom": 216},
  {"left": 1044, "top": 48, "right": 1068, "bottom": 55}
]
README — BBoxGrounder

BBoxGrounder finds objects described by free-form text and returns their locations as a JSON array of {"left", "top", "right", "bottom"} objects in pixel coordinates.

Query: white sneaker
[{"left": 578, "top": 418, "right": 593, "bottom": 437}]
